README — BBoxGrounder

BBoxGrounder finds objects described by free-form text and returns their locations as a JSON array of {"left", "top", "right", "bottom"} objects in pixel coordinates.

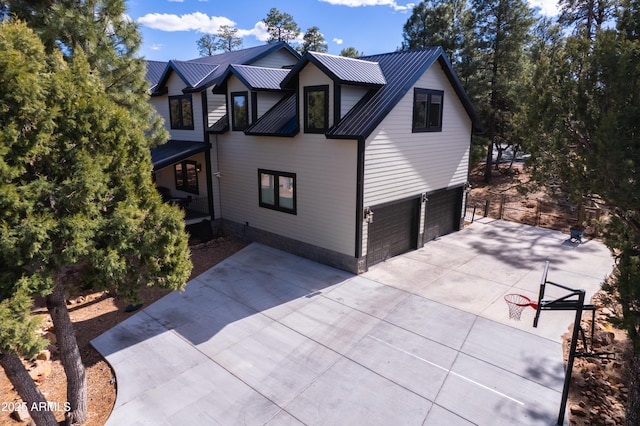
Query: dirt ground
[{"left": 0, "top": 237, "right": 246, "bottom": 425}]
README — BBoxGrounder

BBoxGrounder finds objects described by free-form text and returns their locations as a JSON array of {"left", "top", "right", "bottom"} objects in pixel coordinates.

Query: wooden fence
[{"left": 464, "top": 193, "right": 605, "bottom": 235}]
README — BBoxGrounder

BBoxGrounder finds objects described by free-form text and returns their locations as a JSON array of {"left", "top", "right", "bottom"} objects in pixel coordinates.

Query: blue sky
[{"left": 126, "top": 0, "right": 559, "bottom": 62}]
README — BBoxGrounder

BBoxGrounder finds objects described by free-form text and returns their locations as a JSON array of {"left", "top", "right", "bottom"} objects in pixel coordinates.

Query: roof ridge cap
[{"left": 311, "top": 51, "right": 379, "bottom": 64}]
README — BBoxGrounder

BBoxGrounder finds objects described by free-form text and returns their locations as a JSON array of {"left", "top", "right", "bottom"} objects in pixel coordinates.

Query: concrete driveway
[{"left": 92, "top": 218, "right": 614, "bottom": 425}]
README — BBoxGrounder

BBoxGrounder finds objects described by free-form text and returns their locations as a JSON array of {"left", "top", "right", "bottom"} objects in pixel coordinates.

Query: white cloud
[
  {"left": 528, "top": 0, "right": 560, "bottom": 16},
  {"left": 333, "top": 38, "right": 344, "bottom": 45},
  {"left": 236, "top": 21, "right": 304, "bottom": 44},
  {"left": 150, "top": 44, "right": 164, "bottom": 51},
  {"left": 319, "top": 0, "right": 415, "bottom": 12},
  {"left": 137, "top": 12, "right": 235, "bottom": 33},
  {"left": 236, "top": 21, "right": 270, "bottom": 42},
  {"left": 167, "top": 0, "right": 184, "bottom": 2}
]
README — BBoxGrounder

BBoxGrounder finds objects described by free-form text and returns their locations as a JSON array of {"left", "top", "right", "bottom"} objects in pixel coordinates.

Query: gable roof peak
[
  {"left": 281, "top": 50, "right": 386, "bottom": 88},
  {"left": 150, "top": 41, "right": 300, "bottom": 94}
]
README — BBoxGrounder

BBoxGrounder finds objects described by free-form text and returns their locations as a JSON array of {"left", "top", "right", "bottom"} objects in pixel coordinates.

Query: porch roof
[{"left": 151, "top": 140, "right": 207, "bottom": 171}]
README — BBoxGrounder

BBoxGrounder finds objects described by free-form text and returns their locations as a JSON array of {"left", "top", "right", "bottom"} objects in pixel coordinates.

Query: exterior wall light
[{"left": 364, "top": 207, "right": 374, "bottom": 223}]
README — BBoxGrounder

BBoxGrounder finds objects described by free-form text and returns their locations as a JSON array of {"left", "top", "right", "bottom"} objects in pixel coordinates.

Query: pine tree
[
  {"left": 300, "top": 26, "right": 328, "bottom": 54},
  {"left": 263, "top": 7, "right": 300, "bottom": 43},
  {"left": 340, "top": 46, "right": 361, "bottom": 57},
  {"left": 469, "top": 0, "right": 536, "bottom": 181},
  {"left": 216, "top": 24, "right": 243, "bottom": 52},
  {"left": 524, "top": 0, "right": 640, "bottom": 363},
  {"left": 401, "top": 0, "right": 468, "bottom": 62},
  {"left": 197, "top": 33, "right": 218, "bottom": 56},
  {"left": 1, "top": 1, "right": 192, "bottom": 423}
]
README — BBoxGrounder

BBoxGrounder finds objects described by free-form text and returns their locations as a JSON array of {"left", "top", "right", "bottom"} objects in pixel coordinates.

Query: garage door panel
[
  {"left": 367, "top": 199, "right": 419, "bottom": 268},
  {"left": 424, "top": 188, "right": 462, "bottom": 242}
]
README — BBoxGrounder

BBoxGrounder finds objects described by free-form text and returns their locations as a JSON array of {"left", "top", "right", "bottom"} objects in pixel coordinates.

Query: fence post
[
  {"left": 499, "top": 194, "right": 505, "bottom": 219},
  {"left": 535, "top": 200, "right": 540, "bottom": 227},
  {"left": 484, "top": 199, "right": 490, "bottom": 217}
]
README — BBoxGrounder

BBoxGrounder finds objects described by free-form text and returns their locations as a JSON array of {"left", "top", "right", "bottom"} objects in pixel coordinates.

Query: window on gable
[
  {"left": 259, "top": 169, "right": 296, "bottom": 214},
  {"left": 413, "top": 89, "right": 443, "bottom": 132},
  {"left": 174, "top": 160, "right": 199, "bottom": 194},
  {"left": 169, "top": 95, "right": 194, "bottom": 130},
  {"left": 231, "top": 91, "right": 249, "bottom": 131},
  {"left": 304, "top": 85, "right": 329, "bottom": 133}
]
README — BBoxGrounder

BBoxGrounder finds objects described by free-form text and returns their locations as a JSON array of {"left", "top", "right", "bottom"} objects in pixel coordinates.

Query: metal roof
[
  {"left": 150, "top": 140, "right": 207, "bottom": 170},
  {"left": 245, "top": 93, "right": 298, "bottom": 137},
  {"left": 146, "top": 60, "right": 167, "bottom": 91},
  {"left": 150, "top": 41, "right": 300, "bottom": 94},
  {"left": 170, "top": 61, "right": 219, "bottom": 89},
  {"left": 326, "top": 47, "right": 482, "bottom": 139},
  {"left": 208, "top": 114, "right": 229, "bottom": 134},
  {"left": 224, "top": 65, "right": 291, "bottom": 91},
  {"left": 188, "top": 41, "right": 298, "bottom": 67},
  {"left": 281, "top": 51, "right": 386, "bottom": 88}
]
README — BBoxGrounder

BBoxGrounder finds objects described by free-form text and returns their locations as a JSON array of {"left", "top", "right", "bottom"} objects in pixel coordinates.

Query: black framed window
[
  {"left": 304, "top": 85, "right": 329, "bottom": 133},
  {"left": 169, "top": 94, "right": 194, "bottom": 130},
  {"left": 413, "top": 89, "right": 443, "bottom": 132},
  {"left": 174, "top": 160, "right": 199, "bottom": 194},
  {"left": 258, "top": 169, "right": 296, "bottom": 214},
  {"left": 231, "top": 91, "right": 249, "bottom": 130}
]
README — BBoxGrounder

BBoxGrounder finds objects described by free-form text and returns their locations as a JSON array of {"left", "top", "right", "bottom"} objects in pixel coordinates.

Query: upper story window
[
  {"left": 231, "top": 91, "right": 249, "bottom": 131},
  {"left": 304, "top": 85, "right": 329, "bottom": 133},
  {"left": 174, "top": 160, "right": 199, "bottom": 194},
  {"left": 413, "top": 89, "right": 443, "bottom": 132},
  {"left": 258, "top": 169, "right": 296, "bottom": 214},
  {"left": 169, "top": 94, "right": 194, "bottom": 130}
]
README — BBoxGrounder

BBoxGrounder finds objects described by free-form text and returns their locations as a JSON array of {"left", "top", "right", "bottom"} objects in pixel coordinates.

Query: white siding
[
  {"left": 363, "top": 65, "right": 471, "bottom": 208},
  {"left": 217, "top": 130, "right": 358, "bottom": 256},
  {"left": 252, "top": 49, "right": 298, "bottom": 68},
  {"left": 340, "top": 85, "right": 369, "bottom": 118},
  {"left": 150, "top": 96, "right": 168, "bottom": 127},
  {"left": 207, "top": 92, "right": 226, "bottom": 127},
  {"left": 299, "top": 64, "right": 334, "bottom": 130},
  {"left": 164, "top": 72, "right": 204, "bottom": 142},
  {"left": 256, "top": 92, "right": 285, "bottom": 118}
]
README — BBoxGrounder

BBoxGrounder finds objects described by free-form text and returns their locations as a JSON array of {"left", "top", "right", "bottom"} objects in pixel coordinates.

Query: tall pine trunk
[
  {"left": 0, "top": 351, "right": 58, "bottom": 426},
  {"left": 47, "top": 280, "right": 87, "bottom": 425}
]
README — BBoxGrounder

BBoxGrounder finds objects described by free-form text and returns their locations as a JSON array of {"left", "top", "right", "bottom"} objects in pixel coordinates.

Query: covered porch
[{"left": 151, "top": 140, "right": 212, "bottom": 226}]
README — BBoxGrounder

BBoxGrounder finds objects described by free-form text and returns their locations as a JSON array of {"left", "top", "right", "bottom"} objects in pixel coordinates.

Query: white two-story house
[
  {"left": 147, "top": 44, "right": 481, "bottom": 273},
  {"left": 146, "top": 42, "right": 300, "bottom": 227}
]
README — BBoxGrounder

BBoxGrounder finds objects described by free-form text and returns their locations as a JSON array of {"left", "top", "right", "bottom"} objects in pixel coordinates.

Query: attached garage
[
  {"left": 366, "top": 198, "right": 420, "bottom": 268},
  {"left": 424, "top": 187, "right": 463, "bottom": 242}
]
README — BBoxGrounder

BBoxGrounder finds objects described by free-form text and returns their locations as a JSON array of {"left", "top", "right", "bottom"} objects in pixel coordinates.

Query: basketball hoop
[{"left": 504, "top": 294, "right": 538, "bottom": 321}]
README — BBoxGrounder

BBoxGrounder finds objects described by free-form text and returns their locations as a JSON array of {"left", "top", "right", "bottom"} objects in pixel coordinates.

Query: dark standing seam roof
[
  {"left": 281, "top": 51, "right": 386, "bottom": 88},
  {"left": 186, "top": 41, "right": 299, "bottom": 90},
  {"left": 208, "top": 114, "right": 229, "bottom": 134},
  {"left": 307, "top": 52, "right": 386, "bottom": 85},
  {"left": 224, "top": 65, "right": 291, "bottom": 91},
  {"left": 244, "top": 93, "right": 298, "bottom": 137},
  {"left": 146, "top": 60, "right": 168, "bottom": 91},
  {"left": 326, "top": 47, "right": 481, "bottom": 139},
  {"left": 170, "top": 61, "right": 219, "bottom": 89},
  {"left": 150, "top": 140, "right": 207, "bottom": 170},
  {"left": 149, "top": 41, "right": 300, "bottom": 94}
]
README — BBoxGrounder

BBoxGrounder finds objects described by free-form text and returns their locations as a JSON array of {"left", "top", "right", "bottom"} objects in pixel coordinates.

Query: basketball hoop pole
[
  {"left": 533, "top": 261, "right": 615, "bottom": 426},
  {"left": 558, "top": 289, "right": 586, "bottom": 426}
]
